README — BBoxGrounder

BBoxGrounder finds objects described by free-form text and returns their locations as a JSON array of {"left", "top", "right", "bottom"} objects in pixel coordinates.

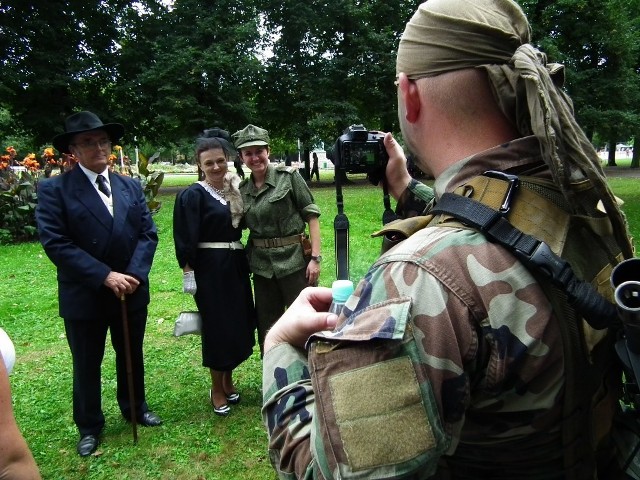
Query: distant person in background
[
  {"left": 36, "top": 111, "right": 161, "bottom": 458},
  {"left": 233, "top": 124, "right": 321, "bottom": 355},
  {"left": 0, "top": 328, "right": 42, "bottom": 479},
  {"left": 173, "top": 128, "right": 256, "bottom": 416},
  {"left": 310, "top": 152, "right": 320, "bottom": 182}
]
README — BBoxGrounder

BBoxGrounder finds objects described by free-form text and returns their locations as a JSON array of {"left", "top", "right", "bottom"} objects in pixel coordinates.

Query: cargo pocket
[{"left": 309, "top": 297, "right": 448, "bottom": 479}]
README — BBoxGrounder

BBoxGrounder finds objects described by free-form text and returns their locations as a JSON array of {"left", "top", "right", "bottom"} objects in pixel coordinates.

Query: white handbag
[{"left": 173, "top": 311, "right": 202, "bottom": 336}]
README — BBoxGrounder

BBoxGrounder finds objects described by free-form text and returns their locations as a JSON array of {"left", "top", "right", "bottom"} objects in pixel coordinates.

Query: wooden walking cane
[{"left": 120, "top": 294, "right": 138, "bottom": 444}]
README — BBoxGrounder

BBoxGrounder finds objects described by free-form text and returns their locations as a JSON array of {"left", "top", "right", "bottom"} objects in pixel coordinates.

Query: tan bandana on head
[
  {"left": 396, "top": 0, "right": 530, "bottom": 78},
  {"left": 396, "top": 0, "right": 633, "bottom": 258}
]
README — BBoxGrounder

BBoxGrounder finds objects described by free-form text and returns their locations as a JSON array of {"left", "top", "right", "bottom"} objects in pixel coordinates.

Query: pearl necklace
[{"left": 206, "top": 180, "right": 225, "bottom": 198}]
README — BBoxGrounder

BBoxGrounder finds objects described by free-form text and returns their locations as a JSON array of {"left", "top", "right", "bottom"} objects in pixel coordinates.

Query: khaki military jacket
[{"left": 240, "top": 164, "right": 320, "bottom": 279}]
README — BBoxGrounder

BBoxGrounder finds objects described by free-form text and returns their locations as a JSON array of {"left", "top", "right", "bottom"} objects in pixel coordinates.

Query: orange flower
[
  {"left": 21, "top": 157, "right": 40, "bottom": 172},
  {"left": 5, "top": 146, "right": 16, "bottom": 156},
  {"left": 108, "top": 154, "right": 117, "bottom": 164}
]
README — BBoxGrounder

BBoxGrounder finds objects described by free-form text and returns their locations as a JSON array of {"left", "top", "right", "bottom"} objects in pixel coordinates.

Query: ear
[{"left": 398, "top": 73, "right": 421, "bottom": 123}]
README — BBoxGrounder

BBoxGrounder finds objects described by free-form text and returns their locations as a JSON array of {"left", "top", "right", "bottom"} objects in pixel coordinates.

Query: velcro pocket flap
[{"left": 309, "top": 297, "right": 447, "bottom": 478}]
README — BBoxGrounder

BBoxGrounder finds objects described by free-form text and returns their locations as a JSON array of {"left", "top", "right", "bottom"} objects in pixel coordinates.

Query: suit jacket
[{"left": 35, "top": 167, "right": 158, "bottom": 319}]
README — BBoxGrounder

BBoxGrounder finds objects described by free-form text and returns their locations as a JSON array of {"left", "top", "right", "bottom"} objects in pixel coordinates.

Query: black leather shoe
[
  {"left": 77, "top": 434, "right": 99, "bottom": 457},
  {"left": 139, "top": 411, "right": 162, "bottom": 427}
]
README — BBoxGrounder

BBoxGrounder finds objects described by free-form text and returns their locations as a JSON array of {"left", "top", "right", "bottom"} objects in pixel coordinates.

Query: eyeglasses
[{"left": 72, "top": 139, "right": 112, "bottom": 150}]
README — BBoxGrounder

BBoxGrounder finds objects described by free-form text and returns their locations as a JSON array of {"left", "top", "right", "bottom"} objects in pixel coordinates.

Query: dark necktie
[{"left": 96, "top": 174, "right": 111, "bottom": 197}]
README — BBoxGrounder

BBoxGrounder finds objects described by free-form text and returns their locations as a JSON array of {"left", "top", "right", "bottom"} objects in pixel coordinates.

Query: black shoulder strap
[{"left": 431, "top": 192, "right": 619, "bottom": 330}]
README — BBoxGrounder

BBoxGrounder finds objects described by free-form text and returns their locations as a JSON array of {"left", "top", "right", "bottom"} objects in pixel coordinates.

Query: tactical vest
[{"left": 374, "top": 171, "right": 631, "bottom": 479}]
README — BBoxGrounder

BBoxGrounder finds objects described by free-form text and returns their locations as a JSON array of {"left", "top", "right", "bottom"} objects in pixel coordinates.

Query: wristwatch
[{"left": 310, "top": 255, "right": 322, "bottom": 263}]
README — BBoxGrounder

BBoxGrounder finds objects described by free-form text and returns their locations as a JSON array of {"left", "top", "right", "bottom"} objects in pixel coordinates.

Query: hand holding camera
[
  {"left": 333, "top": 124, "right": 389, "bottom": 185},
  {"left": 381, "top": 132, "right": 413, "bottom": 200},
  {"left": 331, "top": 124, "right": 412, "bottom": 279}
]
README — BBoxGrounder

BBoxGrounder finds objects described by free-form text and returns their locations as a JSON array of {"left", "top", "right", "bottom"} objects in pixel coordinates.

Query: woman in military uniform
[{"left": 232, "top": 124, "right": 321, "bottom": 355}]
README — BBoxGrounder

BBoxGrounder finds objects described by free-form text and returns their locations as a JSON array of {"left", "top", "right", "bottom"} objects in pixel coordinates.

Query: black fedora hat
[{"left": 53, "top": 111, "right": 125, "bottom": 153}]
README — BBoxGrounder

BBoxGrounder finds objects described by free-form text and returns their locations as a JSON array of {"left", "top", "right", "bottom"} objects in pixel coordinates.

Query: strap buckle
[
  {"left": 518, "top": 241, "right": 571, "bottom": 288},
  {"left": 483, "top": 170, "right": 520, "bottom": 214}
]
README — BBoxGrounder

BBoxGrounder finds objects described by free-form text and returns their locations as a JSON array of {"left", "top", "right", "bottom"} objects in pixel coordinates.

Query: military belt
[{"left": 252, "top": 234, "right": 303, "bottom": 248}]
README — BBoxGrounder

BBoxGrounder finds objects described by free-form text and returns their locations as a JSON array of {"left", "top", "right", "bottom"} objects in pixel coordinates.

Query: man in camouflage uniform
[{"left": 262, "top": 1, "right": 634, "bottom": 478}]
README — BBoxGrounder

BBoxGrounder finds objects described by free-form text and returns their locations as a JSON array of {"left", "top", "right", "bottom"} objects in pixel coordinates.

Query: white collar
[
  {"left": 198, "top": 181, "right": 227, "bottom": 205},
  {"left": 78, "top": 164, "right": 110, "bottom": 185}
]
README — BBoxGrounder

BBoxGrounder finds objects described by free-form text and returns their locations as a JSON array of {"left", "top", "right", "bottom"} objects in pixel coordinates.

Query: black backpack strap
[{"left": 431, "top": 192, "right": 619, "bottom": 330}]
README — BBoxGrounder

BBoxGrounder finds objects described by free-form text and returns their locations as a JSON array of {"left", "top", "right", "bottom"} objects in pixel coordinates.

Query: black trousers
[{"left": 63, "top": 306, "right": 149, "bottom": 436}]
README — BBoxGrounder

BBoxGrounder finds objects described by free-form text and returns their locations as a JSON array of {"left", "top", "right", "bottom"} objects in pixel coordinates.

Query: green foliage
[
  {"left": 0, "top": 169, "right": 39, "bottom": 244},
  {"left": 256, "top": 0, "right": 416, "bottom": 147},
  {"left": 520, "top": 0, "right": 640, "bottom": 144},
  {"left": 112, "top": 0, "right": 261, "bottom": 145},
  {"left": 136, "top": 151, "right": 165, "bottom": 215},
  {"left": 0, "top": 1, "right": 139, "bottom": 145},
  {"left": 0, "top": 107, "right": 36, "bottom": 154},
  {"left": 1, "top": 0, "right": 639, "bottom": 162}
]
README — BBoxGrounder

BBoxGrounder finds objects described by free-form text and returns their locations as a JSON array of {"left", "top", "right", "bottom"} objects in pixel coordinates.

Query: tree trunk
[
  {"left": 631, "top": 135, "right": 639, "bottom": 169},
  {"left": 607, "top": 138, "right": 617, "bottom": 166},
  {"left": 300, "top": 148, "right": 310, "bottom": 180}
]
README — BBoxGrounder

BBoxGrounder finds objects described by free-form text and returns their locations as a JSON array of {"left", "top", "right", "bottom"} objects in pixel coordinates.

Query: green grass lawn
[{"left": 1, "top": 175, "right": 638, "bottom": 479}]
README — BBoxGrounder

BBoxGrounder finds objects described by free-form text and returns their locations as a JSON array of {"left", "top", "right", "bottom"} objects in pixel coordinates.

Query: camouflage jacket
[
  {"left": 262, "top": 137, "right": 616, "bottom": 479},
  {"left": 240, "top": 164, "right": 320, "bottom": 278}
]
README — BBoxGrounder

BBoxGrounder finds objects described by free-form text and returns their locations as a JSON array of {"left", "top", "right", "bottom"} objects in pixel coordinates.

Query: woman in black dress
[{"left": 173, "top": 129, "right": 255, "bottom": 416}]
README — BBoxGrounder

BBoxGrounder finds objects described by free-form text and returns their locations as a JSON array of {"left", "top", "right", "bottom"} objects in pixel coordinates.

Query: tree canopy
[{"left": 1, "top": 0, "right": 638, "bottom": 162}]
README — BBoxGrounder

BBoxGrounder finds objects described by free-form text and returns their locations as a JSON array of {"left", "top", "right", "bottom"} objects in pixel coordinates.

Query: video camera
[{"left": 333, "top": 124, "right": 388, "bottom": 185}]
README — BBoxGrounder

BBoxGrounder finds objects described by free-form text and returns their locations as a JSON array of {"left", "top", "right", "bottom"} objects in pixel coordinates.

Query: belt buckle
[{"left": 267, "top": 238, "right": 280, "bottom": 248}]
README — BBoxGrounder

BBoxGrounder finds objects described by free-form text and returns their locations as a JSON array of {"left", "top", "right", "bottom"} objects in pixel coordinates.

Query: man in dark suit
[{"left": 35, "top": 111, "right": 162, "bottom": 457}]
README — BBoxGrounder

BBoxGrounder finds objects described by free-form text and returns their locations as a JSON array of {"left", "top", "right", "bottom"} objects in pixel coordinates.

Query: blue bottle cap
[{"left": 331, "top": 280, "right": 354, "bottom": 303}]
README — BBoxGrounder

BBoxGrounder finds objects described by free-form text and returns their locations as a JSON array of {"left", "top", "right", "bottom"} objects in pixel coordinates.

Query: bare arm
[
  {"left": 0, "top": 353, "right": 41, "bottom": 480},
  {"left": 305, "top": 216, "right": 322, "bottom": 285}
]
